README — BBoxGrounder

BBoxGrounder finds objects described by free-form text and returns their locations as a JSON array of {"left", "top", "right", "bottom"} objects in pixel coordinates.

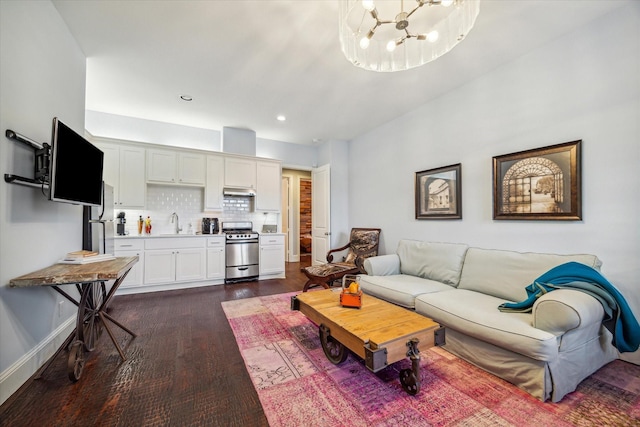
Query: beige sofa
[{"left": 359, "top": 239, "right": 619, "bottom": 402}]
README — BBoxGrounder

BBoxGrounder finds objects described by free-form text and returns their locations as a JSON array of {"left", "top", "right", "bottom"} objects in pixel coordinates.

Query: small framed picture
[
  {"left": 493, "top": 140, "right": 582, "bottom": 220},
  {"left": 415, "top": 163, "right": 462, "bottom": 220}
]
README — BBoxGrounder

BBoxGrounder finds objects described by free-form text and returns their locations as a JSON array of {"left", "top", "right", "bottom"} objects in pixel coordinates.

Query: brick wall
[{"left": 300, "top": 179, "right": 312, "bottom": 254}]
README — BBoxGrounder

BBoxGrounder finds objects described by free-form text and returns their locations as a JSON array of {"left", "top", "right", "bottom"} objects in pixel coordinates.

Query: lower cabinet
[
  {"left": 114, "top": 239, "right": 145, "bottom": 288},
  {"left": 259, "top": 234, "right": 285, "bottom": 276},
  {"left": 176, "top": 249, "right": 207, "bottom": 282},
  {"left": 144, "top": 238, "right": 206, "bottom": 285},
  {"left": 113, "top": 236, "right": 229, "bottom": 293},
  {"left": 144, "top": 249, "right": 175, "bottom": 284},
  {"left": 207, "top": 236, "right": 225, "bottom": 280}
]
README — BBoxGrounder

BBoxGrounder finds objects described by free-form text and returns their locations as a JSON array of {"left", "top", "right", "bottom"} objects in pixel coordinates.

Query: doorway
[
  {"left": 281, "top": 169, "right": 312, "bottom": 263},
  {"left": 299, "top": 178, "right": 312, "bottom": 260}
]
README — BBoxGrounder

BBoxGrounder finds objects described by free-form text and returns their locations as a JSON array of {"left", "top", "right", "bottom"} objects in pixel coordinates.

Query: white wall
[
  {"left": 0, "top": 1, "right": 87, "bottom": 404},
  {"left": 86, "top": 110, "right": 319, "bottom": 169},
  {"left": 86, "top": 110, "right": 222, "bottom": 151},
  {"left": 317, "top": 139, "right": 351, "bottom": 248},
  {"left": 257, "top": 137, "right": 317, "bottom": 169},
  {"left": 349, "top": 4, "right": 640, "bottom": 362}
]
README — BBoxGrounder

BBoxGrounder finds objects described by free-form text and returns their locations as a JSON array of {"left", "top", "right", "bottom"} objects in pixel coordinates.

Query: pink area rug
[{"left": 222, "top": 292, "right": 640, "bottom": 426}]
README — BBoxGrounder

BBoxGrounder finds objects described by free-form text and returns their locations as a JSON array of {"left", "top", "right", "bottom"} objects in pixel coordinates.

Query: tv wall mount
[{"left": 4, "top": 129, "right": 51, "bottom": 190}]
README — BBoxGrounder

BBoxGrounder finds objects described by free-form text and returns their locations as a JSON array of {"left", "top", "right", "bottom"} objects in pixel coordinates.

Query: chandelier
[{"left": 339, "top": 0, "right": 480, "bottom": 72}]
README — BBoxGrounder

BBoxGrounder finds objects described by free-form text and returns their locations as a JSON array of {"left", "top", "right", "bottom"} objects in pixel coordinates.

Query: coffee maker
[
  {"left": 116, "top": 212, "right": 126, "bottom": 236},
  {"left": 202, "top": 217, "right": 219, "bottom": 234}
]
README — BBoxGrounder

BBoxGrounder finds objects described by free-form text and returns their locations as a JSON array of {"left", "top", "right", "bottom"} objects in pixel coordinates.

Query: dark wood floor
[{"left": 0, "top": 260, "right": 310, "bottom": 427}]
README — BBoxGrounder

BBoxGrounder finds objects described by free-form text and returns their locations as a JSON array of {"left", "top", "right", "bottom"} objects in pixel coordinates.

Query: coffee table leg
[
  {"left": 319, "top": 324, "right": 348, "bottom": 364},
  {"left": 399, "top": 338, "right": 421, "bottom": 395}
]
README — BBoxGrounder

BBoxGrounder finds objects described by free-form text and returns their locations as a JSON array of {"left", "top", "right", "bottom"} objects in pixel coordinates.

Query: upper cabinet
[
  {"left": 147, "top": 149, "right": 205, "bottom": 186},
  {"left": 94, "top": 140, "right": 146, "bottom": 208},
  {"left": 96, "top": 138, "right": 281, "bottom": 216},
  {"left": 205, "top": 154, "right": 224, "bottom": 211},
  {"left": 256, "top": 161, "right": 281, "bottom": 211},
  {"left": 179, "top": 152, "right": 207, "bottom": 185},
  {"left": 224, "top": 157, "right": 281, "bottom": 211},
  {"left": 224, "top": 157, "right": 256, "bottom": 189}
]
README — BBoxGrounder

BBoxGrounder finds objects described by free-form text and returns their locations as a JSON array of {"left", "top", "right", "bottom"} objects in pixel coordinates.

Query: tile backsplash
[{"left": 116, "top": 184, "right": 277, "bottom": 235}]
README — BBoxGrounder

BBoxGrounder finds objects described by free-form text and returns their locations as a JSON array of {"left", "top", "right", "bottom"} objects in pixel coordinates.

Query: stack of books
[{"left": 58, "top": 250, "right": 116, "bottom": 264}]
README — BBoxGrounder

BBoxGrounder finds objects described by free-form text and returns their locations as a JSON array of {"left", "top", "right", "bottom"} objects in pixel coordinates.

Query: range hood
[{"left": 223, "top": 187, "right": 256, "bottom": 197}]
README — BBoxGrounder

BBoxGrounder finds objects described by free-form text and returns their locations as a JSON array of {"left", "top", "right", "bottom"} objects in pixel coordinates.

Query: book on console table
[
  {"left": 58, "top": 253, "right": 116, "bottom": 264},
  {"left": 65, "top": 250, "right": 99, "bottom": 259}
]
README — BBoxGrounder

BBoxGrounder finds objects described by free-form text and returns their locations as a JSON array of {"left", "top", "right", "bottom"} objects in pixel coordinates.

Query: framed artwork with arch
[
  {"left": 415, "top": 163, "right": 462, "bottom": 220},
  {"left": 493, "top": 140, "right": 582, "bottom": 220}
]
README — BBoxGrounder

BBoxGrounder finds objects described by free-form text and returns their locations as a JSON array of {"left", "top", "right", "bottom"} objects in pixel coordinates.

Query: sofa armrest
[
  {"left": 532, "top": 289, "right": 604, "bottom": 335},
  {"left": 363, "top": 254, "right": 400, "bottom": 276}
]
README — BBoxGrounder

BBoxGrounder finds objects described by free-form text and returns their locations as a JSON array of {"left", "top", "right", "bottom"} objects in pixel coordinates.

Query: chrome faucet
[{"left": 170, "top": 212, "right": 182, "bottom": 234}]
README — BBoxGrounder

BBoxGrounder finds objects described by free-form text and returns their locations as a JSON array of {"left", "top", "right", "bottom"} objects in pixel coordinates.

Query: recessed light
[
  {"left": 180, "top": 95, "right": 193, "bottom": 101},
  {"left": 276, "top": 115, "right": 286, "bottom": 122}
]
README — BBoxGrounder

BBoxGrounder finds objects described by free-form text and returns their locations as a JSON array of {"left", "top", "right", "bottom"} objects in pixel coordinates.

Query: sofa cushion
[
  {"left": 358, "top": 274, "right": 454, "bottom": 308},
  {"left": 415, "top": 289, "right": 559, "bottom": 361},
  {"left": 396, "top": 240, "right": 468, "bottom": 286},
  {"left": 457, "top": 247, "right": 602, "bottom": 302},
  {"left": 363, "top": 254, "right": 400, "bottom": 276}
]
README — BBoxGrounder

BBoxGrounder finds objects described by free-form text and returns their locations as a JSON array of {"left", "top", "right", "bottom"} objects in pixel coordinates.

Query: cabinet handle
[{"left": 121, "top": 244, "right": 133, "bottom": 247}]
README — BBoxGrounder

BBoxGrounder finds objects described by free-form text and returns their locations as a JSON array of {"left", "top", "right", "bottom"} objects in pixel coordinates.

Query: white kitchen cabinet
[
  {"left": 94, "top": 140, "right": 146, "bottom": 208},
  {"left": 256, "top": 161, "right": 281, "bottom": 211},
  {"left": 178, "top": 152, "right": 206, "bottom": 185},
  {"left": 146, "top": 149, "right": 176, "bottom": 183},
  {"left": 144, "top": 237, "right": 206, "bottom": 284},
  {"left": 144, "top": 249, "right": 176, "bottom": 284},
  {"left": 175, "top": 248, "right": 207, "bottom": 282},
  {"left": 205, "top": 155, "right": 225, "bottom": 211},
  {"left": 114, "top": 239, "right": 145, "bottom": 288},
  {"left": 147, "top": 149, "right": 205, "bottom": 186},
  {"left": 259, "top": 234, "right": 285, "bottom": 276},
  {"left": 224, "top": 157, "right": 256, "bottom": 189},
  {"left": 206, "top": 237, "right": 225, "bottom": 280}
]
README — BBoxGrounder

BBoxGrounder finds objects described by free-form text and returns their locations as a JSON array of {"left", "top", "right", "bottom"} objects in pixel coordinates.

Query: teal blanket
[{"left": 499, "top": 262, "right": 640, "bottom": 353}]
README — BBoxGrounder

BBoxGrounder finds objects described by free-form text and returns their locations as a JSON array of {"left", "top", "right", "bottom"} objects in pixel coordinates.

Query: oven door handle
[{"left": 237, "top": 267, "right": 249, "bottom": 271}]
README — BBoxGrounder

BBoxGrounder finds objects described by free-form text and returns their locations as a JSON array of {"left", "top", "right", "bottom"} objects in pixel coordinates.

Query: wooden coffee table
[{"left": 292, "top": 288, "right": 444, "bottom": 395}]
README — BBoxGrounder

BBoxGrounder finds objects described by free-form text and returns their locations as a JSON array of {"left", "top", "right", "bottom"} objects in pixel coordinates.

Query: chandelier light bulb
[
  {"left": 441, "top": 0, "right": 454, "bottom": 6},
  {"left": 427, "top": 30, "right": 439, "bottom": 42},
  {"left": 386, "top": 40, "right": 397, "bottom": 52},
  {"left": 359, "top": 36, "right": 370, "bottom": 49},
  {"left": 362, "top": 0, "right": 375, "bottom": 12}
]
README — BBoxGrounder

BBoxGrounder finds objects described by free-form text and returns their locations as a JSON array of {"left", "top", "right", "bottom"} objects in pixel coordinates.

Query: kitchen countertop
[
  {"left": 115, "top": 233, "right": 222, "bottom": 239},
  {"left": 114, "top": 232, "right": 284, "bottom": 239}
]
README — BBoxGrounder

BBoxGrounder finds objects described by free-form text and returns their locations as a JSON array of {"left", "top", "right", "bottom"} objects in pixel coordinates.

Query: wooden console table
[{"left": 10, "top": 256, "right": 138, "bottom": 382}]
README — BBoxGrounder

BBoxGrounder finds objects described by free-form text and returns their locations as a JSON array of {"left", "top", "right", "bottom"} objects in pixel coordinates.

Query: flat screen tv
[{"left": 49, "top": 117, "right": 104, "bottom": 207}]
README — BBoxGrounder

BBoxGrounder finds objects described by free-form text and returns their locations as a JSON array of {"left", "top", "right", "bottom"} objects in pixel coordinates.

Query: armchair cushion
[{"left": 343, "top": 228, "right": 382, "bottom": 265}]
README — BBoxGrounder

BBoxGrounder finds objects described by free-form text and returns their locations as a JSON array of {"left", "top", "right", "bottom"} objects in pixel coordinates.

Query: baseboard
[
  {"left": 115, "top": 279, "right": 225, "bottom": 296},
  {"left": 0, "top": 316, "right": 75, "bottom": 406},
  {"left": 287, "top": 253, "right": 300, "bottom": 262}
]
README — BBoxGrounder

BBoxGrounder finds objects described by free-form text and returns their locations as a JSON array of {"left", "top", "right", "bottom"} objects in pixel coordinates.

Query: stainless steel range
[{"left": 222, "top": 221, "right": 259, "bottom": 284}]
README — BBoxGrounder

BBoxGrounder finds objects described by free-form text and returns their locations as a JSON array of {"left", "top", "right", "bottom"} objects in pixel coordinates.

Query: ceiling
[{"left": 52, "top": 1, "right": 630, "bottom": 146}]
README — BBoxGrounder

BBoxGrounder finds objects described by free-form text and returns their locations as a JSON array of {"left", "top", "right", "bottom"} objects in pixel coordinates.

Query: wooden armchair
[{"left": 301, "top": 228, "right": 381, "bottom": 292}]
